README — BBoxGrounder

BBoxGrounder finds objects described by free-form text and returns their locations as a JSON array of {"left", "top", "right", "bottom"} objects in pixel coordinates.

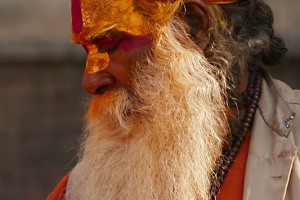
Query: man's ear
[{"left": 182, "top": 0, "right": 210, "bottom": 49}]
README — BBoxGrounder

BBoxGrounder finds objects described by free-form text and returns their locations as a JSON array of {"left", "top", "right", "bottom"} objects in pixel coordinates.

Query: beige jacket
[{"left": 243, "top": 75, "right": 300, "bottom": 200}]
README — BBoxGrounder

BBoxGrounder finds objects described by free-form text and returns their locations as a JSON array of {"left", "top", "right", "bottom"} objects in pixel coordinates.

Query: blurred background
[{"left": 0, "top": 0, "right": 299, "bottom": 199}]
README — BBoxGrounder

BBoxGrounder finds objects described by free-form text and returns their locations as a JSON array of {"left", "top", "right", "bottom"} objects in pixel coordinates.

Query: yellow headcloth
[
  {"left": 71, "top": 0, "right": 240, "bottom": 74},
  {"left": 71, "top": 0, "right": 240, "bottom": 38}
]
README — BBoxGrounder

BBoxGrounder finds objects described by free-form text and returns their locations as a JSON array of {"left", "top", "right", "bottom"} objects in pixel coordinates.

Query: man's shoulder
[
  {"left": 270, "top": 77, "right": 300, "bottom": 152},
  {"left": 258, "top": 75, "right": 299, "bottom": 139},
  {"left": 271, "top": 78, "right": 300, "bottom": 104}
]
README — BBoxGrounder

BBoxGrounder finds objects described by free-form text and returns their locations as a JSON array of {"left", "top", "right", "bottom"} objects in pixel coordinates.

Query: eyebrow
[
  {"left": 71, "top": 31, "right": 110, "bottom": 45},
  {"left": 86, "top": 25, "right": 118, "bottom": 41},
  {"left": 72, "top": 25, "right": 134, "bottom": 45}
]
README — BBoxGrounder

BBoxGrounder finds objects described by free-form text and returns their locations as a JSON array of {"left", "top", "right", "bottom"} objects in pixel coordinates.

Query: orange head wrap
[
  {"left": 71, "top": 0, "right": 240, "bottom": 73},
  {"left": 71, "top": 0, "right": 240, "bottom": 37}
]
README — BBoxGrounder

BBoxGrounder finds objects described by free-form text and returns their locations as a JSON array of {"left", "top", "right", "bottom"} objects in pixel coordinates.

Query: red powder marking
[
  {"left": 71, "top": 0, "right": 83, "bottom": 33},
  {"left": 119, "top": 36, "right": 151, "bottom": 52},
  {"left": 99, "top": 37, "right": 123, "bottom": 51},
  {"left": 98, "top": 36, "right": 151, "bottom": 52}
]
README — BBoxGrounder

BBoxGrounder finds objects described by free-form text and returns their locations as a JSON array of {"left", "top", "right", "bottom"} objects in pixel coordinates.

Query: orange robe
[
  {"left": 47, "top": 172, "right": 70, "bottom": 200},
  {"left": 217, "top": 130, "right": 251, "bottom": 200}
]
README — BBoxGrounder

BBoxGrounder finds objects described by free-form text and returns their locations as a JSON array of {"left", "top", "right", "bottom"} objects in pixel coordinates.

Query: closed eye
[
  {"left": 98, "top": 37, "right": 124, "bottom": 54},
  {"left": 81, "top": 37, "right": 125, "bottom": 54},
  {"left": 105, "top": 43, "right": 119, "bottom": 53}
]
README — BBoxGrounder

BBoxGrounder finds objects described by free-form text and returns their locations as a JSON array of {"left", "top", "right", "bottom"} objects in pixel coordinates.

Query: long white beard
[{"left": 66, "top": 19, "right": 229, "bottom": 200}]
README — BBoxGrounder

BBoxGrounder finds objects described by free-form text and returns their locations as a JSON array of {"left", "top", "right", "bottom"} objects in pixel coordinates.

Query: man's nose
[
  {"left": 83, "top": 71, "right": 116, "bottom": 95},
  {"left": 82, "top": 51, "right": 115, "bottom": 95}
]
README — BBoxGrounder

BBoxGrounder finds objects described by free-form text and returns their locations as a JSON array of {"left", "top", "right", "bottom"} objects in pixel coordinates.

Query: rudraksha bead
[{"left": 210, "top": 69, "right": 262, "bottom": 200}]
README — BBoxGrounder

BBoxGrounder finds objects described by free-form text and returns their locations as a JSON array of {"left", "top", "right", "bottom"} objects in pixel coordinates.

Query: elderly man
[{"left": 48, "top": 0, "right": 299, "bottom": 199}]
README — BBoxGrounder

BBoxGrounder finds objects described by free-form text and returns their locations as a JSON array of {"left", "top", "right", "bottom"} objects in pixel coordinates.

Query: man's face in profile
[
  {"left": 67, "top": 1, "right": 229, "bottom": 199},
  {"left": 71, "top": 0, "right": 155, "bottom": 84},
  {"left": 71, "top": 0, "right": 185, "bottom": 121}
]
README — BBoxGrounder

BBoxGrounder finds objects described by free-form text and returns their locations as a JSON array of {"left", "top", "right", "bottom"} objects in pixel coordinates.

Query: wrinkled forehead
[
  {"left": 71, "top": 0, "right": 161, "bottom": 42},
  {"left": 71, "top": 0, "right": 240, "bottom": 42}
]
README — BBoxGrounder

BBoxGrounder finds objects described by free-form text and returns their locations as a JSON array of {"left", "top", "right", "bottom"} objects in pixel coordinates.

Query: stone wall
[
  {"left": 0, "top": 0, "right": 299, "bottom": 199},
  {"left": 0, "top": 64, "right": 86, "bottom": 199}
]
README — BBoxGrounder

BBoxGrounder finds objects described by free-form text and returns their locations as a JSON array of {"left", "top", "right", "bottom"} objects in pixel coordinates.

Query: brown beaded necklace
[{"left": 210, "top": 69, "right": 263, "bottom": 200}]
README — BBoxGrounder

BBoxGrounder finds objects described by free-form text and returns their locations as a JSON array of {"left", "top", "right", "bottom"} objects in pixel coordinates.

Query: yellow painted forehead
[
  {"left": 71, "top": 0, "right": 182, "bottom": 42},
  {"left": 82, "top": 0, "right": 149, "bottom": 36}
]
